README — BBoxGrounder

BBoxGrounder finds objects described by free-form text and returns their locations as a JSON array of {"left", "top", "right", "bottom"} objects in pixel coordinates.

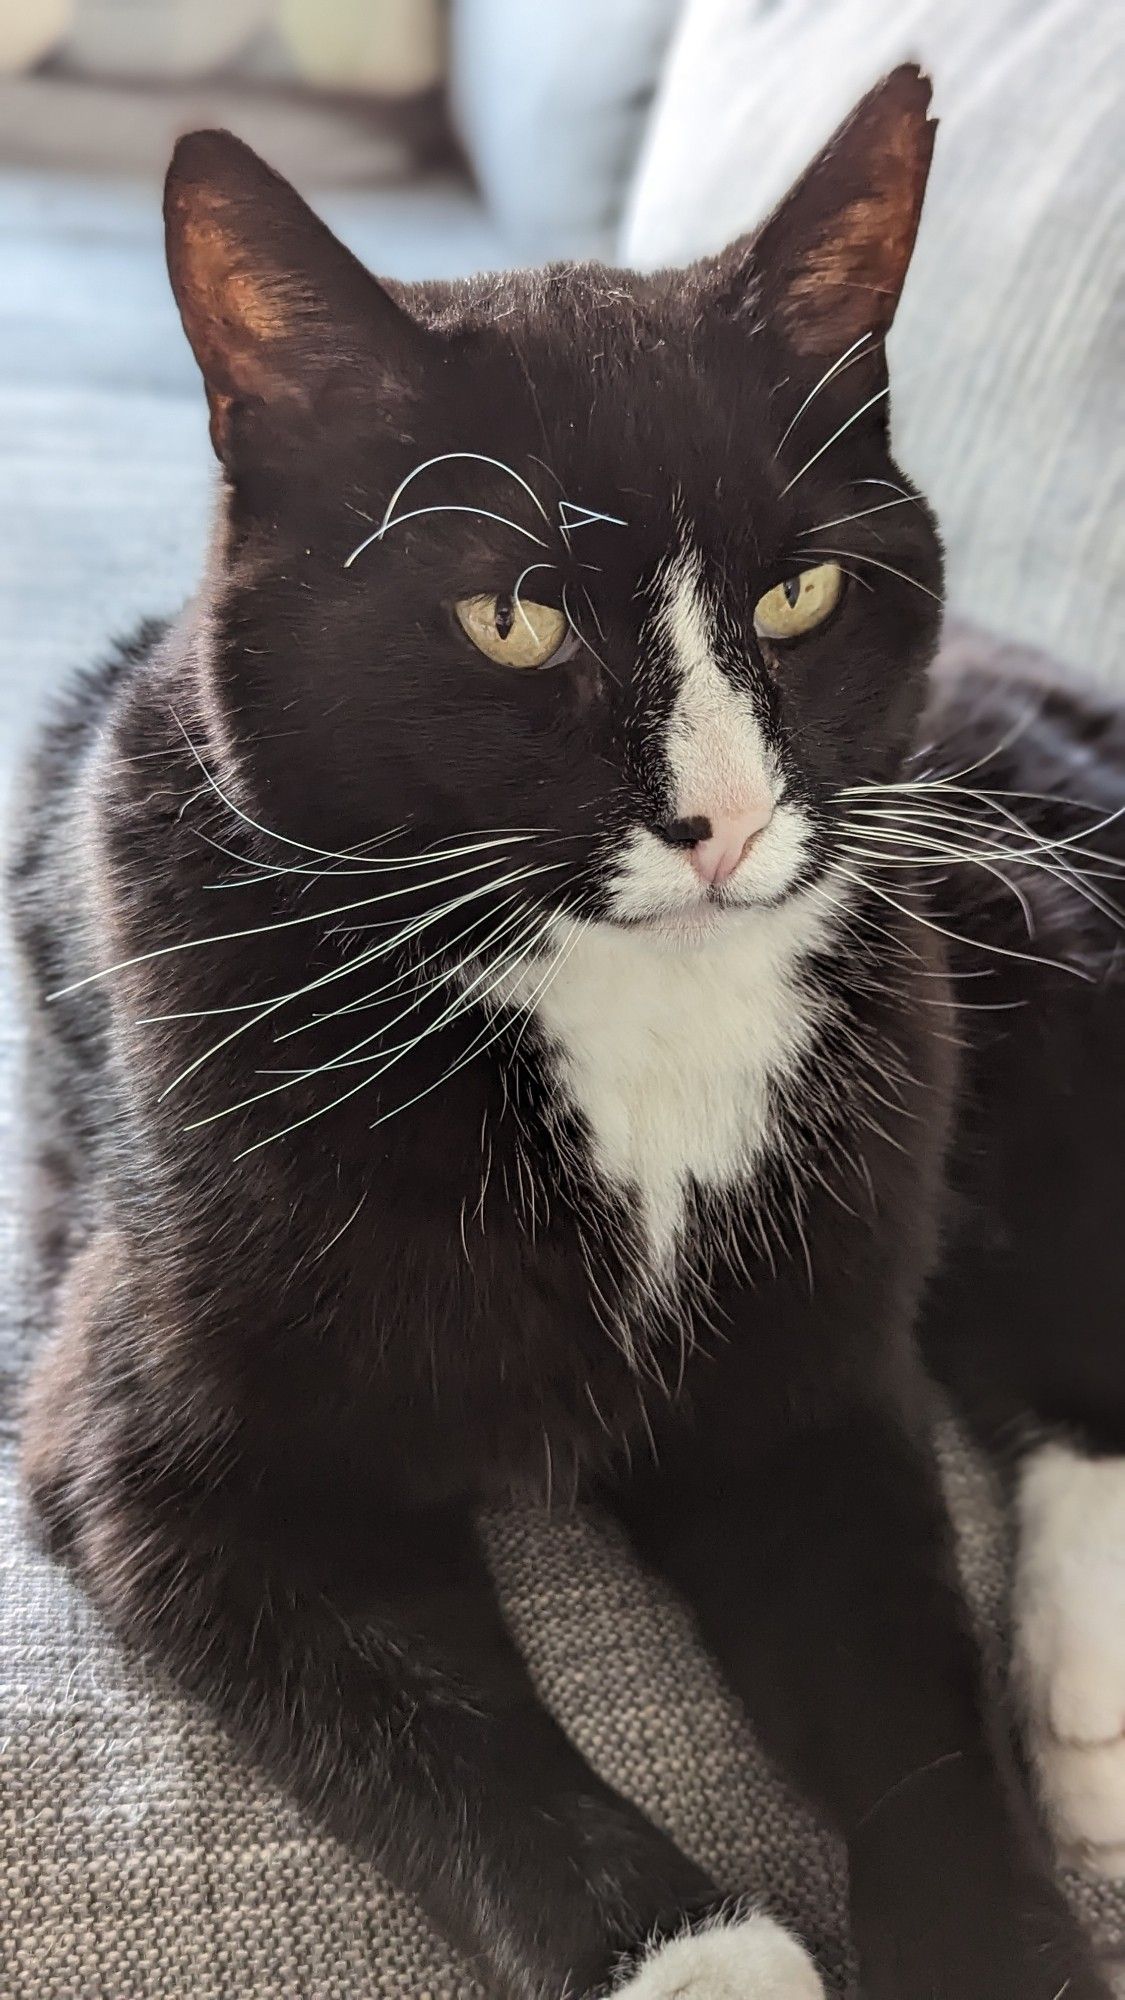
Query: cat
[{"left": 8, "top": 62, "right": 1124, "bottom": 2000}]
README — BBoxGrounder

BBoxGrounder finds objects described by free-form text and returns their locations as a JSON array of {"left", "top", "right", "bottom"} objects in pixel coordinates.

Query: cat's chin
[{"left": 621, "top": 904, "right": 747, "bottom": 947}]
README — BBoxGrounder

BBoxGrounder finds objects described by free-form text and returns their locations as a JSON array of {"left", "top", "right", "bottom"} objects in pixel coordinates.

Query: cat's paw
[
  {"left": 611, "top": 1911, "right": 825, "bottom": 1998},
  {"left": 1014, "top": 1443, "right": 1125, "bottom": 1877}
]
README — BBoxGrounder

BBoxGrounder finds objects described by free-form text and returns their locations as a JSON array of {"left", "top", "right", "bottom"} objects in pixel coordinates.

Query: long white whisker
[
  {"left": 834, "top": 864, "right": 1092, "bottom": 981},
  {"left": 361, "top": 449, "right": 553, "bottom": 554},
  {"left": 345, "top": 504, "right": 548, "bottom": 566},
  {"left": 52, "top": 855, "right": 561, "bottom": 1003},
  {"left": 187, "top": 898, "right": 543, "bottom": 1120},
  {"left": 360, "top": 905, "right": 571, "bottom": 1138},
  {"left": 273, "top": 883, "right": 534, "bottom": 1040},
  {"left": 232, "top": 902, "right": 562, "bottom": 1157},
  {"left": 511, "top": 560, "right": 558, "bottom": 638},
  {"left": 843, "top": 793, "right": 1125, "bottom": 870},
  {"left": 171, "top": 710, "right": 540, "bottom": 876},
  {"left": 778, "top": 384, "right": 890, "bottom": 497},
  {"left": 557, "top": 501, "right": 629, "bottom": 529},
  {"left": 153, "top": 865, "right": 561, "bottom": 1092},
  {"left": 895, "top": 709, "right": 1039, "bottom": 788},
  {"left": 774, "top": 332, "right": 872, "bottom": 457},
  {"left": 798, "top": 496, "right": 919, "bottom": 537},
  {"left": 197, "top": 826, "right": 534, "bottom": 887},
  {"left": 837, "top": 808, "right": 1124, "bottom": 929},
  {"left": 796, "top": 545, "right": 942, "bottom": 604},
  {"left": 839, "top": 837, "right": 1037, "bottom": 936},
  {"left": 562, "top": 581, "right": 619, "bottom": 684}
]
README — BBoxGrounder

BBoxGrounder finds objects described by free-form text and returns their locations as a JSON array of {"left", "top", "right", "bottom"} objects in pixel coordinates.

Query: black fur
[{"left": 8, "top": 69, "right": 1122, "bottom": 1999}]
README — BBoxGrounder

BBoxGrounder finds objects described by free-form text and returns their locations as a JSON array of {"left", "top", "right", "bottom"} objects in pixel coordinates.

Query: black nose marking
[{"left": 655, "top": 815, "right": 712, "bottom": 849}]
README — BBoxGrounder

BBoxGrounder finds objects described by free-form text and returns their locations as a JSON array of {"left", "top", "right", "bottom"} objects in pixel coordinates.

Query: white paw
[
  {"left": 1014, "top": 1442, "right": 1125, "bottom": 1878},
  {"left": 612, "top": 1910, "right": 825, "bottom": 1998}
]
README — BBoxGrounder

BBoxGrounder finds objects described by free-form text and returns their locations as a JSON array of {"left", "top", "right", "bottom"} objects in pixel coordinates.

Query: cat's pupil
[
  {"left": 494, "top": 596, "right": 515, "bottom": 641},
  {"left": 784, "top": 577, "right": 802, "bottom": 610}
]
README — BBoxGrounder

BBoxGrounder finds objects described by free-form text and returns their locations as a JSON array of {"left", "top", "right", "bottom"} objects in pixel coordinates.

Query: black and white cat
[{"left": 9, "top": 65, "right": 1125, "bottom": 1999}]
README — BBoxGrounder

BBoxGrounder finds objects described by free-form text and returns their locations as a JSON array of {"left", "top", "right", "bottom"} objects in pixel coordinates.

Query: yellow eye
[
  {"left": 754, "top": 561, "right": 844, "bottom": 641},
  {"left": 455, "top": 593, "right": 568, "bottom": 669}
]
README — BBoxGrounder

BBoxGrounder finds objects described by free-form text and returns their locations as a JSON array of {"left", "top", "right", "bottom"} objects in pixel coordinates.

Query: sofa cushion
[
  {"left": 621, "top": 0, "right": 1123, "bottom": 686},
  {"left": 450, "top": 0, "right": 683, "bottom": 257}
]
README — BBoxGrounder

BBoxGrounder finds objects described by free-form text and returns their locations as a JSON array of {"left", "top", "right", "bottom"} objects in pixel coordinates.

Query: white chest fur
[{"left": 527, "top": 898, "right": 829, "bottom": 1268}]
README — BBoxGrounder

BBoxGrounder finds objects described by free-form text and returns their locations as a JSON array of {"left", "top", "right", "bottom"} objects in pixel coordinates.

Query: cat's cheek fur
[
  {"left": 1014, "top": 1442, "right": 1125, "bottom": 1876},
  {"left": 610, "top": 1911, "right": 826, "bottom": 1999}
]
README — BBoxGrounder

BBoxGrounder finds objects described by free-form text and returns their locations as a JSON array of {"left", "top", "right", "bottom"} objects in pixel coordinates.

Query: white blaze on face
[
  {"left": 507, "top": 537, "right": 835, "bottom": 1276},
  {"left": 609, "top": 535, "right": 810, "bottom": 920},
  {"left": 659, "top": 541, "right": 775, "bottom": 826}
]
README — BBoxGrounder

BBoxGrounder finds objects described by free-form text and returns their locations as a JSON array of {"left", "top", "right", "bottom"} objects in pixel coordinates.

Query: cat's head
[{"left": 166, "top": 66, "right": 941, "bottom": 944}]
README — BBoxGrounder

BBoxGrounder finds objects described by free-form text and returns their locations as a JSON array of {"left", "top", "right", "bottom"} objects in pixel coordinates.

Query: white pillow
[
  {"left": 450, "top": 0, "right": 683, "bottom": 258},
  {"left": 622, "top": 0, "right": 1123, "bottom": 684}
]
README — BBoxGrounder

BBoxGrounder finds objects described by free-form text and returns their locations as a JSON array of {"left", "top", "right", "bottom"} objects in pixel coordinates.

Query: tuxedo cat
[{"left": 10, "top": 65, "right": 1124, "bottom": 1999}]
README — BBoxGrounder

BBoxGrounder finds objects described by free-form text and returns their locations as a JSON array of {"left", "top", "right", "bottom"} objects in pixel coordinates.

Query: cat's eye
[
  {"left": 455, "top": 593, "right": 570, "bottom": 669},
  {"left": 754, "top": 561, "right": 844, "bottom": 642}
]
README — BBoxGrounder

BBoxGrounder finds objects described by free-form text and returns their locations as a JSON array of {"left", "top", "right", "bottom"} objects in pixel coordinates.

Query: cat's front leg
[
  {"left": 616, "top": 1402, "right": 1112, "bottom": 2000},
  {"left": 608, "top": 1910, "right": 825, "bottom": 1997},
  {"left": 1013, "top": 1440, "right": 1125, "bottom": 1877},
  {"left": 22, "top": 1236, "right": 728, "bottom": 2000}
]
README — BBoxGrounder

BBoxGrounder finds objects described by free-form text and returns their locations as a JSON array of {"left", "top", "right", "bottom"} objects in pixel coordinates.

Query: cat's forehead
[{"left": 404, "top": 267, "right": 792, "bottom": 529}]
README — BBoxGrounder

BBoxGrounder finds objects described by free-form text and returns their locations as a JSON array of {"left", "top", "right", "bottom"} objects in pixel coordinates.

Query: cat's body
[{"left": 9, "top": 68, "right": 1125, "bottom": 2000}]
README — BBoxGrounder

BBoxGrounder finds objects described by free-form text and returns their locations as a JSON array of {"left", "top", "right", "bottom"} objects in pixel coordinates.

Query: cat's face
[{"left": 168, "top": 67, "right": 941, "bottom": 944}]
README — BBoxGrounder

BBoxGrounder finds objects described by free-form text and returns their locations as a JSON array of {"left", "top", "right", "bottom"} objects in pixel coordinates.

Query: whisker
[
  {"left": 361, "top": 905, "right": 574, "bottom": 1138},
  {"left": 232, "top": 901, "right": 562, "bottom": 1157},
  {"left": 839, "top": 837, "right": 1037, "bottom": 937},
  {"left": 154, "top": 865, "right": 562, "bottom": 1094},
  {"left": 197, "top": 826, "right": 532, "bottom": 888},
  {"left": 581, "top": 583, "right": 607, "bottom": 642},
  {"left": 774, "top": 331, "right": 873, "bottom": 457},
  {"left": 372, "top": 449, "right": 552, "bottom": 536},
  {"left": 851, "top": 476, "right": 916, "bottom": 501},
  {"left": 557, "top": 500, "right": 629, "bottom": 530},
  {"left": 562, "top": 581, "right": 619, "bottom": 685},
  {"left": 837, "top": 805, "right": 1124, "bottom": 931},
  {"left": 511, "top": 560, "right": 558, "bottom": 638},
  {"left": 796, "top": 545, "right": 942, "bottom": 604},
  {"left": 345, "top": 504, "right": 549, "bottom": 566},
  {"left": 797, "top": 495, "right": 919, "bottom": 537},
  {"left": 778, "top": 384, "right": 890, "bottom": 498},
  {"left": 171, "top": 712, "right": 548, "bottom": 880},
  {"left": 834, "top": 863, "right": 1092, "bottom": 981},
  {"left": 273, "top": 883, "right": 535, "bottom": 1040},
  {"left": 51, "top": 855, "right": 559, "bottom": 1004},
  {"left": 191, "top": 898, "right": 543, "bottom": 1117}
]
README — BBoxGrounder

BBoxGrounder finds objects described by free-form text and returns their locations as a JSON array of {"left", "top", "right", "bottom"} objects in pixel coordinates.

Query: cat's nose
[{"left": 657, "top": 805, "right": 774, "bottom": 887}]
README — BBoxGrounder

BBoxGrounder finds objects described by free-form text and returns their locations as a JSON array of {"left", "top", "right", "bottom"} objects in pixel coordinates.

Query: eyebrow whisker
[
  {"left": 774, "top": 331, "right": 873, "bottom": 457},
  {"left": 511, "top": 560, "right": 558, "bottom": 638},
  {"left": 345, "top": 505, "right": 549, "bottom": 567},
  {"left": 795, "top": 544, "right": 942, "bottom": 603},
  {"left": 798, "top": 495, "right": 920, "bottom": 536},
  {"left": 778, "top": 384, "right": 891, "bottom": 498}
]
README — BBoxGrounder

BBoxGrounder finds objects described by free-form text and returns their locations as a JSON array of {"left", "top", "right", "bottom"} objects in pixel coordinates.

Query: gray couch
[{"left": 2, "top": 3, "right": 1121, "bottom": 1994}]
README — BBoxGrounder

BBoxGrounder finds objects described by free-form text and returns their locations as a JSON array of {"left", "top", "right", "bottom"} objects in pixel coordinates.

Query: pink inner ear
[{"left": 752, "top": 66, "right": 937, "bottom": 359}]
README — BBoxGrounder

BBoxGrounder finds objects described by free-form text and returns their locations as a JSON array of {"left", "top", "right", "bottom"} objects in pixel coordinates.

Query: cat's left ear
[{"left": 706, "top": 64, "right": 936, "bottom": 360}]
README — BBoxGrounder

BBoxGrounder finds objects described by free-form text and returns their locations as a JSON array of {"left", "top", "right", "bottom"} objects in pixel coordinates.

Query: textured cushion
[
  {"left": 621, "top": 0, "right": 1124, "bottom": 687},
  {"left": 3, "top": 167, "right": 1125, "bottom": 1999},
  {"left": 450, "top": 0, "right": 683, "bottom": 258}
]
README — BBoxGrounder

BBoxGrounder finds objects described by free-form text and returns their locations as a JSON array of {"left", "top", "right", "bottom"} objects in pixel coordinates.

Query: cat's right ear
[
  {"left": 164, "top": 131, "right": 424, "bottom": 467},
  {"left": 703, "top": 65, "right": 936, "bottom": 363}
]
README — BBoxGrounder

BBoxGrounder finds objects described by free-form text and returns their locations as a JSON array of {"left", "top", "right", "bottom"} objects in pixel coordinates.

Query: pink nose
[{"left": 687, "top": 804, "right": 774, "bottom": 887}]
